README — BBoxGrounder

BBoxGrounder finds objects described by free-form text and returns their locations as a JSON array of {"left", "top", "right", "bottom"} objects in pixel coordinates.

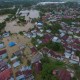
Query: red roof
[
  {"left": 73, "top": 39, "right": 80, "bottom": 44},
  {"left": 49, "top": 50, "right": 56, "bottom": 57},
  {"left": 0, "top": 61, "right": 8, "bottom": 72},
  {"left": 23, "top": 70, "right": 32, "bottom": 77},
  {"left": 49, "top": 50, "right": 61, "bottom": 58},
  {"left": 58, "top": 70, "right": 71, "bottom": 80},
  {"left": 0, "top": 68, "right": 12, "bottom": 80},
  {"left": 16, "top": 71, "right": 23, "bottom": 76},
  {"left": 42, "top": 34, "right": 52, "bottom": 43},
  {"left": 44, "top": 34, "right": 52, "bottom": 40},
  {"left": 42, "top": 47, "right": 49, "bottom": 52},
  {"left": 42, "top": 39, "right": 50, "bottom": 43},
  {"left": 34, "top": 61, "right": 42, "bottom": 74},
  {"left": 53, "top": 69, "right": 71, "bottom": 80},
  {"left": 30, "top": 47, "right": 37, "bottom": 53},
  {"left": 16, "top": 70, "right": 32, "bottom": 77},
  {"left": 0, "top": 49, "right": 7, "bottom": 55},
  {"left": 61, "top": 35, "right": 68, "bottom": 41}
]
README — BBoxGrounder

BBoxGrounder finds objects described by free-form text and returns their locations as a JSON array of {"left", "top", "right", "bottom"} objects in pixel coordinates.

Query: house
[
  {"left": 64, "top": 52, "right": 71, "bottom": 59},
  {"left": 2, "top": 32, "right": 10, "bottom": 38},
  {"left": 16, "top": 75, "right": 25, "bottom": 80},
  {"left": 13, "top": 61, "right": 20, "bottom": 68},
  {"left": 52, "top": 69, "right": 71, "bottom": 80},
  {"left": 41, "top": 47, "right": 49, "bottom": 54},
  {"left": 42, "top": 34, "right": 52, "bottom": 43},
  {"left": 31, "top": 53, "right": 43, "bottom": 63},
  {"left": 30, "top": 47, "right": 37, "bottom": 54},
  {"left": 37, "top": 39, "right": 42, "bottom": 44},
  {"left": 20, "top": 66, "right": 31, "bottom": 72},
  {"left": 49, "top": 19, "right": 57, "bottom": 22},
  {"left": 10, "top": 56, "right": 18, "bottom": 61},
  {"left": 0, "top": 61, "right": 8, "bottom": 72},
  {"left": 0, "top": 35, "right": 2, "bottom": 39},
  {"left": 35, "top": 22, "right": 43, "bottom": 29},
  {"left": 32, "top": 33, "right": 36, "bottom": 38},
  {"left": 69, "top": 55, "right": 79, "bottom": 64},
  {"left": 48, "top": 50, "right": 56, "bottom": 58},
  {"left": 0, "top": 68, "right": 12, "bottom": 80},
  {"left": 16, "top": 66, "right": 34, "bottom": 80},
  {"left": 46, "top": 30, "right": 51, "bottom": 33},
  {"left": 48, "top": 50, "right": 61, "bottom": 60},
  {"left": 33, "top": 61, "right": 42, "bottom": 74},
  {"left": 9, "top": 77, "right": 14, "bottom": 80},
  {"left": 13, "top": 49, "right": 23, "bottom": 56},
  {"left": 52, "top": 37, "right": 61, "bottom": 43},
  {"left": 18, "top": 44, "right": 26, "bottom": 49},
  {"left": 60, "top": 33, "right": 65, "bottom": 37},
  {"left": 26, "top": 33, "right": 31, "bottom": 38},
  {"left": 37, "top": 22, "right": 43, "bottom": 26},
  {"left": 40, "top": 29, "right": 43, "bottom": 32},
  {"left": 0, "top": 49, "right": 8, "bottom": 60},
  {"left": 37, "top": 32, "right": 43, "bottom": 37},
  {"left": 61, "top": 35, "right": 68, "bottom": 41},
  {"left": 0, "top": 42, "right": 4, "bottom": 49}
]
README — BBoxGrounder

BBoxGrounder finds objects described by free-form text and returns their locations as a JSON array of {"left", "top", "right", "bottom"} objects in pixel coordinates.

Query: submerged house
[
  {"left": 0, "top": 61, "right": 12, "bottom": 80},
  {"left": 33, "top": 61, "right": 42, "bottom": 74},
  {"left": 2, "top": 32, "right": 10, "bottom": 38},
  {"left": 0, "top": 68, "right": 12, "bottom": 80},
  {"left": 16, "top": 66, "right": 34, "bottom": 80},
  {"left": 0, "top": 49, "right": 8, "bottom": 60},
  {"left": 0, "top": 42, "right": 4, "bottom": 49}
]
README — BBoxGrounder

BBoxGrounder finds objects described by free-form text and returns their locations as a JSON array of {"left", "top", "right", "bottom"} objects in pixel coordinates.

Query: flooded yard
[
  {"left": 2, "top": 34, "right": 32, "bottom": 57},
  {"left": 2, "top": 34, "right": 33, "bottom": 79}
]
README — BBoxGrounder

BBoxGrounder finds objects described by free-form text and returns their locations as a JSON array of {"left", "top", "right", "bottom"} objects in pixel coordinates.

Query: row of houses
[{"left": 23, "top": 20, "right": 80, "bottom": 64}]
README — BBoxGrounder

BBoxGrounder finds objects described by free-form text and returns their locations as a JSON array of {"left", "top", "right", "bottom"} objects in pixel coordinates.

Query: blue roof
[{"left": 8, "top": 42, "right": 16, "bottom": 47}]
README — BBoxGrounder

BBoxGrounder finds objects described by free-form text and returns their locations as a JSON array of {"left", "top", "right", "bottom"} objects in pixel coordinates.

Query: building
[
  {"left": 53, "top": 69, "right": 71, "bottom": 80},
  {"left": 0, "top": 49, "right": 8, "bottom": 60},
  {"left": 30, "top": 47, "right": 37, "bottom": 54},
  {"left": 0, "top": 42, "right": 4, "bottom": 49},
  {"left": 33, "top": 61, "right": 42, "bottom": 74}
]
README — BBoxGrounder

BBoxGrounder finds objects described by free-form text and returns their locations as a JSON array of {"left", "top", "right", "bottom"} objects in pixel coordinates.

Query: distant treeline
[
  {"left": 0, "top": 8, "right": 17, "bottom": 15},
  {"left": 0, "top": 0, "right": 34, "bottom": 9}
]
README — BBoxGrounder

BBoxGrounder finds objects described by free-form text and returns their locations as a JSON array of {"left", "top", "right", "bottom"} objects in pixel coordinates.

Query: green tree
[
  {"left": 40, "top": 55, "right": 65, "bottom": 80},
  {"left": 46, "top": 41, "right": 65, "bottom": 53},
  {"left": 73, "top": 64, "right": 80, "bottom": 80},
  {"left": 75, "top": 51, "right": 80, "bottom": 58},
  {"left": 0, "top": 21, "right": 6, "bottom": 31}
]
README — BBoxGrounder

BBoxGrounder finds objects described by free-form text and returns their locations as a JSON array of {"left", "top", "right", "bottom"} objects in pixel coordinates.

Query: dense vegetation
[
  {"left": 35, "top": 55, "right": 65, "bottom": 80},
  {"left": 75, "top": 51, "right": 80, "bottom": 58},
  {"left": 0, "top": 22, "right": 6, "bottom": 34},
  {"left": 0, "top": 8, "right": 17, "bottom": 15},
  {"left": 0, "top": 0, "right": 34, "bottom": 8}
]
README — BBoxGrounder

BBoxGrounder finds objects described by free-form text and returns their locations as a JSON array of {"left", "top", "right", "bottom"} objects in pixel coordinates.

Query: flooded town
[{"left": 0, "top": 0, "right": 80, "bottom": 80}]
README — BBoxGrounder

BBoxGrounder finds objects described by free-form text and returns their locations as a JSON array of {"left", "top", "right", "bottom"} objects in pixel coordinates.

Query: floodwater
[
  {"left": 0, "top": 15, "right": 8, "bottom": 23},
  {"left": 5, "top": 10, "right": 39, "bottom": 33}
]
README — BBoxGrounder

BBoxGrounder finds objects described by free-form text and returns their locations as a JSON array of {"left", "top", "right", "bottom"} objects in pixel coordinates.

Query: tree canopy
[{"left": 39, "top": 55, "right": 65, "bottom": 80}]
